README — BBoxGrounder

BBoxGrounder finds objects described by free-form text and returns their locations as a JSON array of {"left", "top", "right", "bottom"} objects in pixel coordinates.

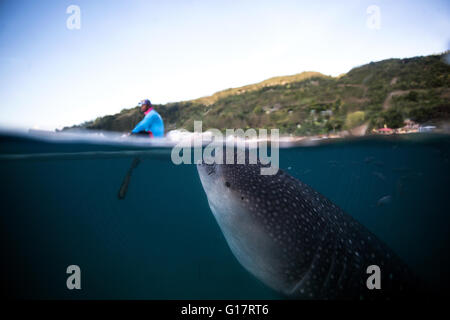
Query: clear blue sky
[{"left": 0, "top": 0, "right": 449, "bottom": 130}]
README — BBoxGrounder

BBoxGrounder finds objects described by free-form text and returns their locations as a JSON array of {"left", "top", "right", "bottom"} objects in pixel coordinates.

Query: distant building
[
  {"left": 396, "top": 119, "right": 419, "bottom": 134},
  {"left": 374, "top": 120, "right": 423, "bottom": 135},
  {"left": 263, "top": 103, "right": 282, "bottom": 114},
  {"left": 419, "top": 125, "right": 436, "bottom": 133},
  {"left": 320, "top": 110, "right": 333, "bottom": 117},
  {"left": 377, "top": 127, "right": 394, "bottom": 134},
  {"left": 373, "top": 124, "right": 394, "bottom": 135}
]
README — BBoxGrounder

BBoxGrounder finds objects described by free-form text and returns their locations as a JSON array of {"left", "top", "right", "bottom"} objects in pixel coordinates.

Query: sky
[{"left": 0, "top": 0, "right": 449, "bottom": 130}]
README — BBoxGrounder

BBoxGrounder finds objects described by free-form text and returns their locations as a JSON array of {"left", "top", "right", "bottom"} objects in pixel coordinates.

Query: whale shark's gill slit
[
  {"left": 288, "top": 247, "right": 322, "bottom": 297},
  {"left": 337, "top": 262, "right": 348, "bottom": 291},
  {"left": 287, "top": 269, "right": 312, "bottom": 296},
  {"left": 320, "top": 236, "right": 338, "bottom": 296},
  {"left": 307, "top": 223, "right": 332, "bottom": 298}
]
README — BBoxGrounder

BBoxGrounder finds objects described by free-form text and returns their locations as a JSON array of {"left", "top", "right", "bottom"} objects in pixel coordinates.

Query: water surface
[{"left": 1, "top": 130, "right": 449, "bottom": 299}]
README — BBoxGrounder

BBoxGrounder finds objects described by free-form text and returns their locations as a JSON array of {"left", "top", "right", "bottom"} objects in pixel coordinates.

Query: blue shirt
[{"left": 131, "top": 108, "right": 164, "bottom": 137}]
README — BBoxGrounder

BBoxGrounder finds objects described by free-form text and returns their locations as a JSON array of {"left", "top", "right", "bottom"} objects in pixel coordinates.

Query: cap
[{"left": 138, "top": 99, "right": 152, "bottom": 107}]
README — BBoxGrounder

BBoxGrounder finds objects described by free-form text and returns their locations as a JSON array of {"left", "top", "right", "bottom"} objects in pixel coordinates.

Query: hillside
[{"left": 65, "top": 53, "right": 450, "bottom": 136}]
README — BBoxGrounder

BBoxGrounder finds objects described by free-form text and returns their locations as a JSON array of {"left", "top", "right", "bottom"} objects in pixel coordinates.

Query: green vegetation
[
  {"left": 345, "top": 111, "right": 365, "bottom": 129},
  {"left": 64, "top": 53, "right": 450, "bottom": 135}
]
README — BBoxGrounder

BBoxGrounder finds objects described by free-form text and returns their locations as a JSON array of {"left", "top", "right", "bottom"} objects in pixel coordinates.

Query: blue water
[{"left": 1, "top": 131, "right": 449, "bottom": 299}]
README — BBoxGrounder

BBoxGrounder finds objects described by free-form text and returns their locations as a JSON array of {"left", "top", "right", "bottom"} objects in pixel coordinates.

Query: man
[
  {"left": 131, "top": 99, "right": 164, "bottom": 137},
  {"left": 119, "top": 99, "right": 164, "bottom": 200}
]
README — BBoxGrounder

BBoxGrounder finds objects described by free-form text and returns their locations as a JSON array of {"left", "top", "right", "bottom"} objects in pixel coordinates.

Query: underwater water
[{"left": 0, "top": 130, "right": 449, "bottom": 299}]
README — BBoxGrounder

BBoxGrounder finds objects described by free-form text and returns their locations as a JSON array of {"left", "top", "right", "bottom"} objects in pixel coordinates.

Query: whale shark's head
[
  {"left": 196, "top": 148, "right": 276, "bottom": 229},
  {"left": 197, "top": 160, "right": 286, "bottom": 290},
  {"left": 197, "top": 155, "right": 314, "bottom": 295},
  {"left": 196, "top": 147, "right": 274, "bottom": 207},
  {"left": 196, "top": 148, "right": 263, "bottom": 220},
  {"left": 196, "top": 162, "right": 229, "bottom": 212},
  {"left": 197, "top": 161, "right": 261, "bottom": 221}
]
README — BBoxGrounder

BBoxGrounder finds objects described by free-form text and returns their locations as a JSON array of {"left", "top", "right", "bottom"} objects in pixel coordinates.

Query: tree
[
  {"left": 383, "top": 109, "right": 404, "bottom": 128},
  {"left": 406, "top": 91, "right": 418, "bottom": 102},
  {"left": 326, "top": 117, "right": 344, "bottom": 132},
  {"left": 345, "top": 111, "right": 365, "bottom": 129},
  {"left": 253, "top": 106, "right": 263, "bottom": 114}
]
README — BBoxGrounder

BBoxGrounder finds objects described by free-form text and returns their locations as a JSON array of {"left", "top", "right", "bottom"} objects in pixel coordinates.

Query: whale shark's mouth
[
  {"left": 207, "top": 166, "right": 216, "bottom": 175},
  {"left": 197, "top": 160, "right": 218, "bottom": 178}
]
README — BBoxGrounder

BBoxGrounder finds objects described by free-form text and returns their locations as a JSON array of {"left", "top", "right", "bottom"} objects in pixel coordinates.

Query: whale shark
[{"left": 197, "top": 150, "right": 416, "bottom": 299}]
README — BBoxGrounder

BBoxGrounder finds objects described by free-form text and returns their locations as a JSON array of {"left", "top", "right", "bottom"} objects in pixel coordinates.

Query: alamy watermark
[
  {"left": 366, "top": 5, "right": 381, "bottom": 30},
  {"left": 66, "top": 5, "right": 81, "bottom": 30},
  {"left": 171, "top": 121, "right": 280, "bottom": 175},
  {"left": 66, "top": 265, "right": 81, "bottom": 290},
  {"left": 366, "top": 265, "right": 381, "bottom": 289}
]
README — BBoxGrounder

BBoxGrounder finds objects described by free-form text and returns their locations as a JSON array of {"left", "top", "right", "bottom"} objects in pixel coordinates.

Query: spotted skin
[{"left": 197, "top": 156, "right": 416, "bottom": 300}]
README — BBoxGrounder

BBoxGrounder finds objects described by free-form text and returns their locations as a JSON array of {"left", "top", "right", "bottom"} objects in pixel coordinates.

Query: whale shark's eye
[{"left": 225, "top": 181, "right": 231, "bottom": 188}]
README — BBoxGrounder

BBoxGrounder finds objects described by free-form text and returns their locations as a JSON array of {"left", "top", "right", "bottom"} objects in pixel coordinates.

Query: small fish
[
  {"left": 377, "top": 195, "right": 392, "bottom": 206},
  {"left": 373, "top": 161, "right": 385, "bottom": 167},
  {"left": 396, "top": 180, "right": 404, "bottom": 197},
  {"left": 328, "top": 160, "right": 338, "bottom": 166},
  {"left": 364, "top": 156, "right": 375, "bottom": 163},
  {"left": 372, "top": 171, "right": 386, "bottom": 181},
  {"left": 400, "top": 171, "right": 423, "bottom": 182},
  {"left": 393, "top": 167, "right": 411, "bottom": 173}
]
